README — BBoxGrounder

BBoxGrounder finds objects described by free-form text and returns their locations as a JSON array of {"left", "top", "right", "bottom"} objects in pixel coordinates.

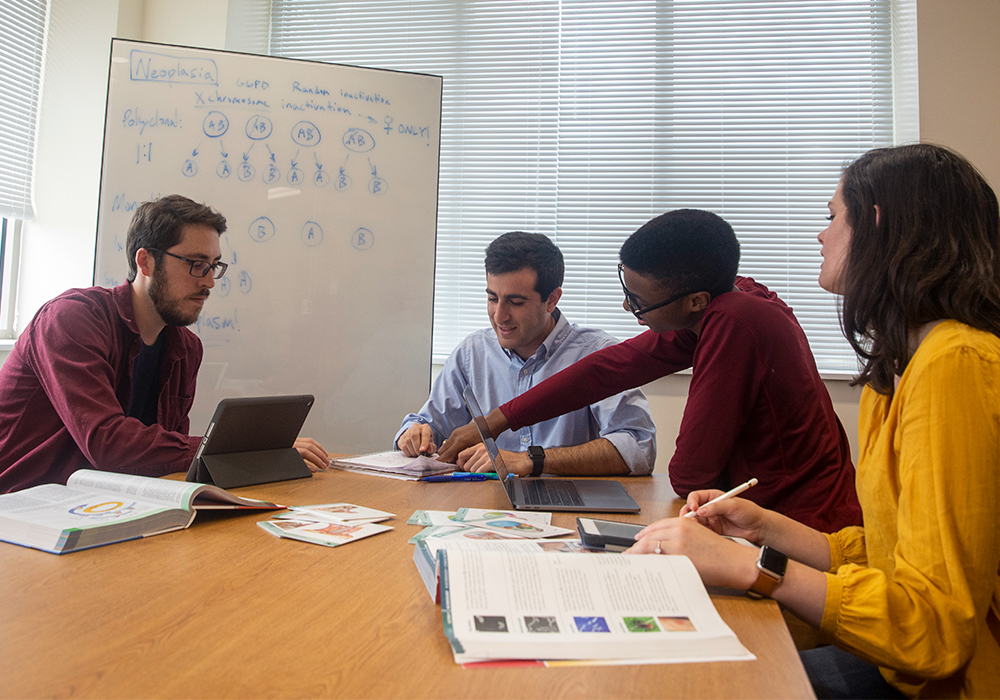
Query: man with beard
[{"left": 0, "top": 195, "right": 329, "bottom": 493}]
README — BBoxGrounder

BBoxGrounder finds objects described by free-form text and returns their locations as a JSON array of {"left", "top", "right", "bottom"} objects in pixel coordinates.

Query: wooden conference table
[{"left": 0, "top": 468, "right": 814, "bottom": 699}]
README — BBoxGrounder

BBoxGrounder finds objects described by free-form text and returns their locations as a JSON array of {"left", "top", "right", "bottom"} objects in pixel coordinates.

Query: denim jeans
[{"left": 800, "top": 645, "right": 907, "bottom": 699}]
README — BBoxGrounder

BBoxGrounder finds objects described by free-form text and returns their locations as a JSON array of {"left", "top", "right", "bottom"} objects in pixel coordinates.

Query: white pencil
[{"left": 683, "top": 478, "right": 758, "bottom": 518}]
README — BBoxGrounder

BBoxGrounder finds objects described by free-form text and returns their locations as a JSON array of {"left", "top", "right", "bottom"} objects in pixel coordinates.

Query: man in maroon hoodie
[{"left": 0, "top": 195, "right": 327, "bottom": 493}]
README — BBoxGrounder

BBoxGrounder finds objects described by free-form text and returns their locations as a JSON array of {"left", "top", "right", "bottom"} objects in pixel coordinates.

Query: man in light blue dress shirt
[{"left": 395, "top": 232, "right": 656, "bottom": 476}]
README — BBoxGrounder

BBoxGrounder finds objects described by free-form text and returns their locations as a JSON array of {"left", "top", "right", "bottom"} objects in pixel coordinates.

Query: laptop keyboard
[{"left": 522, "top": 479, "right": 585, "bottom": 507}]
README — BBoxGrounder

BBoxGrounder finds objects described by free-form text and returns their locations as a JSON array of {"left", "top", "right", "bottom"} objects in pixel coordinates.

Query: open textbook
[
  {"left": 414, "top": 534, "right": 592, "bottom": 602},
  {"left": 0, "top": 470, "right": 281, "bottom": 554},
  {"left": 439, "top": 548, "right": 754, "bottom": 664},
  {"left": 330, "top": 451, "right": 454, "bottom": 480}
]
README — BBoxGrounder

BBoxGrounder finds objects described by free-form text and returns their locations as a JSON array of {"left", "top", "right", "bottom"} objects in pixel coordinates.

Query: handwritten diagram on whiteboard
[{"left": 95, "top": 40, "right": 441, "bottom": 454}]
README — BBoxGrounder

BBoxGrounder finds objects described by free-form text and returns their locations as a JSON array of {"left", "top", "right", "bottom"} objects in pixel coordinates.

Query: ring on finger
[{"left": 654, "top": 540, "right": 662, "bottom": 555}]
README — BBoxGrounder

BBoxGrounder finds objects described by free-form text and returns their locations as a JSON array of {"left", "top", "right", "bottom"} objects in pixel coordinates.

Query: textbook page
[
  {"left": 0, "top": 484, "right": 186, "bottom": 531},
  {"left": 66, "top": 470, "right": 279, "bottom": 509},
  {"left": 0, "top": 472, "right": 281, "bottom": 553},
  {"left": 440, "top": 550, "right": 753, "bottom": 664},
  {"left": 67, "top": 470, "right": 203, "bottom": 508},
  {"left": 0, "top": 483, "right": 196, "bottom": 553}
]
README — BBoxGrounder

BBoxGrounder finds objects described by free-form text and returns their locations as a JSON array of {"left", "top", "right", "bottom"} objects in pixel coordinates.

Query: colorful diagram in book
[
  {"left": 438, "top": 549, "right": 754, "bottom": 664},
  {"left": 0, "top": 470, "right": 281, "bottom": 554}
]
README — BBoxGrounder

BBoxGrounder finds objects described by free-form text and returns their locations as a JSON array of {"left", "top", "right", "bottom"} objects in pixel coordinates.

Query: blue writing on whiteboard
[
  {"left": 301, "top": 221, "right": 324, "bottom": 247},
  {"left": 343, "top": 128, "right": 375, "bottom": 153},
  {"left": 291, "top": 121, "right": 321, "bottom": 147},
  {"left": 112, "top": 194, "right": 138, "bottom": 213},
  {"left": 292, "top": 82, "right": 331, "bottom": 96},
  {"left": 182, "top": 160, "right": 198, "bottom": 177},
  {"left": 398, "top": 123, "right": 431, "bottom": 139},
  {"left": 122, "top": 108, "right": 182, "bottom": 135},
  {"left": 249, "top": 217, "right": 275, "bottom": 242},
  {"left": 335, "top": 167, "right": 352, "bottom": 192},
  {"left": 196, "top": 310, "right": 240, "bottom": 335},
  {"left": 217, "top": 276, "right": 232, "bottom": 297},
  {"left": 280, "top": 98, "right": 351, "bottom": 115},
  {"left": 246, "top": 115, "right": 273, "bottom": 140},
  {"left": 352, "top": 228, "right": 375, "bottom": 251},
  {"left": 203, "top": 111, "right": 229, "bottom": 138},
  {"left": 130, "top": 50, "right": 218, "bottom": 85},
  {"left": 339, "top": 88, "right": 390, "bottom": 105},
  {"left": 238, "top": 271, "right": 253, "bottom": 294},
  {"left": 195, "top": 90, "right": 269, "bottom": 108},
  {"left": 237, "top": 78, "right": 269, "bottom": 90},
  {"left": 217, "top": 160, "right": 232, "bottom": 178}
]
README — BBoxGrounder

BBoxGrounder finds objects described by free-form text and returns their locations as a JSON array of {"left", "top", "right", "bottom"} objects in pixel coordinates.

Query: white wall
[
  {"left": 2, "top": 1, "right": 995, "bottom": 473},
  {"left": 916, "top": 0, "right": 1000, "bottom": 192}
]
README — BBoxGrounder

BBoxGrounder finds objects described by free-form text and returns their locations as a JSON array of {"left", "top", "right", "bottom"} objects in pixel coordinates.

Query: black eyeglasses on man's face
[
  {"left": 149, "top": 249, "right": 228, "bottom": 279},
  {"left": 617, "top": 263, "right": 699, "bottom": 318}
]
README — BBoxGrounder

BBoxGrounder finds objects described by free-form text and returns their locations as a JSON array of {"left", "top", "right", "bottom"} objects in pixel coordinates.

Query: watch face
[{"left": 759, "top": 546, "right": 788, "bottom": 577}]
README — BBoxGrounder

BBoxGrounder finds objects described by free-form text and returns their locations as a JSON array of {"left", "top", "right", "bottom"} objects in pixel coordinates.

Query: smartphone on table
[{"left": 576, "top": 518, "right": 645, "bottom": 551}]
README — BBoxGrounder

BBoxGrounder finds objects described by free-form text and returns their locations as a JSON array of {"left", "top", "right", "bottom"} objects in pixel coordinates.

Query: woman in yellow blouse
[{"left": 630, "top": 143, "right": 1000, "bottom": 699}]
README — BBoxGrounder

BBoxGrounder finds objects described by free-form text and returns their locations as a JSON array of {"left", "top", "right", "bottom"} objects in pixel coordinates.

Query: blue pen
[{"left": 422, "top": 472, "right": 497, "bottom": 482}]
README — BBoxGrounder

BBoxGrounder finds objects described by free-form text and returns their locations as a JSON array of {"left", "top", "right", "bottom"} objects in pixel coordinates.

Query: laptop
[
  {"left": 185, "top": 395, "right": 315, "bottom": 489},
  {"left": 462, "top": 386, "right": 640, "bottom": 513}
]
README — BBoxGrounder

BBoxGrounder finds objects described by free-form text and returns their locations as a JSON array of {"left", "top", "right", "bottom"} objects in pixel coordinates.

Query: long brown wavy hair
[{"left": 840, "top": 144, "right": 1000, "bottom": 394}]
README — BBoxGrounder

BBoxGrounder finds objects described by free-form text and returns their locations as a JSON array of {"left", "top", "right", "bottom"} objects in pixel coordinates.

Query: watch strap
[
  {"left": 748, "top": 569, "right": 781, "bottom": 598},
  {"left": 747, "top": 546, "right": 787, "bottom": 599},
  {"left": 528, "top": 445, "right": 545, "bottom": 477}
]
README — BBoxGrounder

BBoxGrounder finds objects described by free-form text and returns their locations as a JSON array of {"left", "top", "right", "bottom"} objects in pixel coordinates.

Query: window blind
[
  {"left": 267, "top": 0, "right": 902, "bottom": 374},
  {"left": 0, "top": 0, "right": 47, "bottom": 220}
]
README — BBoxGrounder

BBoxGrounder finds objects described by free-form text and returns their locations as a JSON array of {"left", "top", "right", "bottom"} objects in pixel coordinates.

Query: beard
[{"left": 149, "top": 267, "right": 208, "bottom": 327}]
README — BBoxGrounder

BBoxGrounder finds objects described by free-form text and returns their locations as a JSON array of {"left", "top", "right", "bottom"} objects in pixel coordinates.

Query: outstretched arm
[
  {"left": 458, "top": 437, "right": 630, "bottom": 476},
  {"left": 437, "top": 407, "right": 509, "bottom": 463}
]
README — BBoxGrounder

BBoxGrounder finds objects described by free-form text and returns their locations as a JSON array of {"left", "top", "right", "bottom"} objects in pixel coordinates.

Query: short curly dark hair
[{"left": 619, "top": 209, "right": 740, "bottom": 298}]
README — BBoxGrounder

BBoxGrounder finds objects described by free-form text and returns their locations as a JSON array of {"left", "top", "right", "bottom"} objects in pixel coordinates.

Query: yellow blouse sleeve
[
  {"left": 819, "top": 338, "right": 1000, "bottom": 680},
  {"left": 826, "top": 527, "right": 867, "bottom": 570}
]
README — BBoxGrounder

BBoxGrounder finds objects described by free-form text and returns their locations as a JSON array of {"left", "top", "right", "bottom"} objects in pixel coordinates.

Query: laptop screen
[{"left": 462, "top": 385, "right": 513, "bottom": 484}]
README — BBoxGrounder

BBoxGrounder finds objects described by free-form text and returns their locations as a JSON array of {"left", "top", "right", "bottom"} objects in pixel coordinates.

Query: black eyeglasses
[
  {"left": 618, "top": 263, "right": 700, "bottom": 318},
  {"left": 149, "top": 249, "right": 228, "bottom": 279}
]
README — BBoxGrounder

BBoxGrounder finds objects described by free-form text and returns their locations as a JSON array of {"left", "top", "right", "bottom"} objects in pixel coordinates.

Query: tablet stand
[{"left": 189, "top": 448, "right": 312, "bottom": 489}]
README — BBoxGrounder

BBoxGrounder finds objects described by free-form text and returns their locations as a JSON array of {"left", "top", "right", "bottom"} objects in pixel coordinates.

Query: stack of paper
[
  {"left": 330, "top": 451, "right": 454, "bottom": 480},
  {"left": 408, "top": 509, "right": 573, "bottom": 544},
  {"left": 258, "top": 502, "right": 394, "bottom": 548}
]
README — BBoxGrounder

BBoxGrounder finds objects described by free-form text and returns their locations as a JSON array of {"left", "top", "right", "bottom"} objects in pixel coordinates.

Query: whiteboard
[{"left": 95, "top": 39, "right": 441, "bottom": 454}]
